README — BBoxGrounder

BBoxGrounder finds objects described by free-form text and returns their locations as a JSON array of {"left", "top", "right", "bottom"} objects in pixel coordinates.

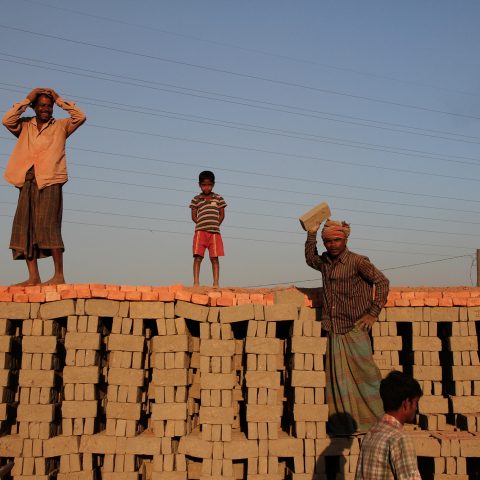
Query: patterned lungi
[
  {"left": 326, "top": 326, "right": 384, "bottom": 435},
  {"left": 10, "top": 168, "right": 64, "bottom": 260}
]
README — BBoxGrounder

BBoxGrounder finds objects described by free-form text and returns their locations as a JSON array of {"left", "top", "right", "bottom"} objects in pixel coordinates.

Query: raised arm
[
  {"left": 1, "top": 88, "right": 44, "bottom": 137},
  {"left": 304, "top": 221, "right": 325, "bottom": 271},
  {"left": 48, "top": 89, "right": 86, "bottom": 136}
]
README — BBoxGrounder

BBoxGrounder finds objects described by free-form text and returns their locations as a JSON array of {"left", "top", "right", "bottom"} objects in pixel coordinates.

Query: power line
[
  {"left": 245, "top": 254, "right": 474, "bottom": 287},
  {"left": 1, "top": 24, "right": 480, "bottom": 122}
]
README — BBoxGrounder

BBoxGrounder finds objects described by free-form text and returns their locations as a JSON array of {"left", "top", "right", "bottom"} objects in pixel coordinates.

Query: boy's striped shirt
[{"left": 190, "top": 192, "right": 226, "bottom": 234}]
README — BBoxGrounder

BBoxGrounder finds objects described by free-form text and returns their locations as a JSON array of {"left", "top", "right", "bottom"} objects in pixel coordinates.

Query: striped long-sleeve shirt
[{"left": 305, "top": 231, "right": 389, "bottom": 334}]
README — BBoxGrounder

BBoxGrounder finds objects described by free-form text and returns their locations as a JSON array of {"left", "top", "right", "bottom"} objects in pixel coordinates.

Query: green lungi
[
  {"left": 326, "top": 326, "right": 383, "bottom": 435},
  {"left": 10, "top": 168, "right": 64, "bottom": 260}
]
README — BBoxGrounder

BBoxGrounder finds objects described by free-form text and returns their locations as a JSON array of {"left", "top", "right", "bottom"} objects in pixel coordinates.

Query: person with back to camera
[
  {"left": 190, "top": 171, "right": 226, "bottom": 288},
  {"left": 355, "top": 370, "right": 423, "bottom": 479},
  {"left": 305, "top": 218, "right": 390, "bottom": 434},
  {"left": 2, "top": 87, "right": 86, "bottom": 285}
]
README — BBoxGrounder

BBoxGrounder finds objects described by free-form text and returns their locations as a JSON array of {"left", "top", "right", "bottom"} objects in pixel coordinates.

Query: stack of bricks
[
  {"left": 0, "top": 285, "right": 478, "bottom": 479},
  {"left": 13, "top": 313, "right": 63, "bottom": 479},
  {"left": 289, "top": 306, "right": 328, "bottom": 478}
]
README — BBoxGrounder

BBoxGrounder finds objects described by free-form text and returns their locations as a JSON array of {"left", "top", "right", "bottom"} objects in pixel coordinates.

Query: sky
[{"left": 1, "top": 0, "right": 480, "bottom": 288}]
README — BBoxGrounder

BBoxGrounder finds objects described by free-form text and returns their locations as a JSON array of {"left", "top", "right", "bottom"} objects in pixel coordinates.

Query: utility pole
[{"left": 477, "top": 249, "right": 480, "bottom": 287}]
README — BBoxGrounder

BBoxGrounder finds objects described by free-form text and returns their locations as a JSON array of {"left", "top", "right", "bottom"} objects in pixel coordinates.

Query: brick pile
[{"left": 0, "top": 284, "right": 478, "bottom": 479}]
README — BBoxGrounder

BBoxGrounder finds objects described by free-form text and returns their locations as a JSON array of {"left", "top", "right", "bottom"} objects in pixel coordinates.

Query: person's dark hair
[
  {"left": 199, "top": 170, "right": 215, "bottom": 183},
  {"left": 380, "top": 370, "right": 423, "bottom": 412},
  {"left": 31, "top": 92, "right": 54, "bottom": 108}
]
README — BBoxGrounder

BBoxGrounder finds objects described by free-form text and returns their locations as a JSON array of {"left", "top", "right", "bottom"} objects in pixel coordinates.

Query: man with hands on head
[
  {"left": 305, "top": 218, "right": 390, "bottom": 435},
  {"left": 2, "top": 87, "right": 86, "bottom": 285}
]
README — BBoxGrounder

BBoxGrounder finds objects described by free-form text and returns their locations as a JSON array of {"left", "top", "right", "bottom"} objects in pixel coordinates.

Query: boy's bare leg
[
  {"left": 42, "top": 248, "right": 65, "bottom": 285},
  {"left": 193, "top": 255, "right": 203, "bottom": 286},
  {"left": 211, "top": 257, "right": 219, "bottom": 288},
  {"left": 13, "top": 257, "right": 41, "bottom": 286}
]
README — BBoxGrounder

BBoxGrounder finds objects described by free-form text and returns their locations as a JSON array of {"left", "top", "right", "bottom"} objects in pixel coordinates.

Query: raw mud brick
[
  {"left": 39, "top": 299, "right": 75, "bottom": 319},
  {"left": 151, "top": 403, "right": 187, "bottom": 420},
  {"left": 373, "top": 336, "right": 402, "bottom": 351},
  {"left": 79, "top": 432, "right": 117, "bottom": 454},
  {"left": 200, "top": 406, "right": 234, "bottom": 424},
  {"left": 108, "top": 368, "right": 145, "bottom": 386},
  {"left": 106, "top": 402, "right": 141, "bottom": 420},
  {"left": 200, "top": 373, "right": 236, "bottom": 390},
  {"left": 129, "top": 301, "right": 165, "bottom": 319},
  {"left": 219, "top": 304, "right": 255, "bottom": 323},
  {"left": 43, "top": 435, "right": 79, "bottom": 457},
  {"left": 199, "top": 339, "right": 235, "bottom": 356},
  {"left": 63, "top": 366, "right": 100, "bottom": 384},
  {"left": 107, "top": 334, "right": 144, "bottom": 352},
  {"left": 291, "top": 337, "right": 327, "bottom": 354},
  {"left": 152, "top": 369, "right": 187, "bottom": 386},
  {"left": 412, "top": 336, "right": 442, "bottom": 351},
  {"left": 451, "top": 396, "right": 480, "bottom": 413},
  {"left": 151, "top": 335, "right": 189, "bottom": 353},
  {"left": 0, "top": 336, "right": 11, "bottom": 353},
  {"left": 22, "top": 336, "right": 57, "bottom": 353},
  {"left": 268, "top": 433, "right": 303, "bottom": 456},
  {"left": 299, "top": 202, "right": 331, "bottom": 231},
  {"left": 467, "top": 306, "right": 480, "bottom": 320},
  {"left": 245, "top": 371, "right": 281, "bottom": 388},
  {"left": 84, "top": 299, "right": 121, "bottom": 317},
  {"left": 452, "top": 366, "right": 480, "bottom": 381},
  {"left": 460, "top": 438, "right": 480, "bottom": 456},
  {"left": 65, "top": 332, "right": 101, "bottom": 350},
  {"left": 449, "top": 336, "right": 479, "bottom": 351},
  {"left": 0, "top": 302, "right": 30, "bottom": 319},
  {"left": 124, "top": 432, "right": 161, "bottom": 455},
  {"left": 413, "top": 366, "right": 442, "bottom": 381},
  {"left": 427, "top": 307, "right": 460, "bottom": 322},
  {"left": 0, "top": 434, "right": 23, "bottom": 456},
  {"left": 17, "top": 404, "right": 54, "bottom": 422},
  {"left": 246, "top": 405, "right": 282, "bottom": 422},
  {"left": 264, "top": 304, "right": 298, "bottom": 322},
  {"left": 175, "top": 301, "right": 209, "bottom": 322},
  {"left": 151, "top": 474, "right": 187, "bottom": 480},
  {"left": 245, "top": 338, "right": 281, "bottom": 354},
  {"left": 294, "top": 404, "right": 329, "bottom": 421},
  {"left": 291, "top": 371, "right": 326, "bottom": 387},
  {"left": 273, "top": 289, "right": 306, "bottom": 307},
  {"left": 62, "top": 400, "right": 98, "bottom": 418},
  {"left": 407, "top": 433, "right": 441, "bottom": 456},
  {"left": 385, "top": 307, "right": 420, "bottom": 322},
  {"left": 178, "top": 429, "right": 213, "bottom": 458},
  {"left": 254, "top": 304, "right": 265, "bottom": 320},
  {"left": 19, "top": 370, "right": 55, "bottom": 387},
  {"left": 419, "top": 395, "right": 449, "bottom": 414}
]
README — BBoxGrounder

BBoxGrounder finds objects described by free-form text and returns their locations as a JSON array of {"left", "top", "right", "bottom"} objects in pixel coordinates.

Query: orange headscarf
[{"left": 321, "top": 219, "right": 351, "bottom": 240}]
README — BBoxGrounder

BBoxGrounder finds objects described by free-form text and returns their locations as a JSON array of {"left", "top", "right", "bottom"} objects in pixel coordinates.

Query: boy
[
  {"left": 190, "top": 171, "right": 226, "bottom": 287},
  {"left": 355, "top": 370, "right": 423, "bottom": 480}
]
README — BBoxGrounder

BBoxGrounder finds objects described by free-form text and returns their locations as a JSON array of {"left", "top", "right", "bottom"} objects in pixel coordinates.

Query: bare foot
[
  {"left": 212, "top": 284, "right": 219, "bottom": 289},
  {"left": 12, "top": 277, "right": 41, "bottom": 286},
  {"left": 41, "top": 274, "right": 65, "bottom": 286}
]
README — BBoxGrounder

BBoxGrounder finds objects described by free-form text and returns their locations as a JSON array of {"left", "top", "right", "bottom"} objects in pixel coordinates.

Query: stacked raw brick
[{"left": 0, "top": 284, "right": 478, "bottom": 479}]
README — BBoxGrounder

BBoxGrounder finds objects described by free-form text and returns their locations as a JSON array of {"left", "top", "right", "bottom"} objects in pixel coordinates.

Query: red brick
[
  {"left": 0, "top": 286, "right": 8, "bottom": 293},
  {"left": 60, "top": 290, "right": 78, "bottom": 300},
  {"left": 45, "top": 291, "right": 61, "bottom": 302},
  {"left": 105, "top": 284, "right": 120, "bottom": 291},
  {"left": 264, "top": 293, "right": 274, "bottom": 305},
  {"left": 250, "top": 293, "right": 264, "bottom": 304},
  {"left": 387, "top": 291, "right": 401, "bottom": 300},
  {"left": 395, "top": 299, "right": 410, "bottom": 307},
  {"left": 413, "top": 291, "right": 429, "bottom": 299},
  {"left": 137, "top": 286, "right": 152, "bottom": 293},
  {"left": 424, "top": 298, "right": 439, "bottom": 307},
  {"left": 452, "top": 297, "right": 468, "bottom": 306},
  {"left": 120, "top": 285, "right": 138, "bottom": 292},
  {"left": 76, "top": 289, "right": 92, "bottom": 299},
  {"left": 385, "top": 299, "right": 396, "bottom": 307},
  {"left": 401, "top": 291, "right": 416, "bottom": 299},
  {"left": 9, "top": 286, "right": 25, "bottom": 294},
  {"left": 0, "top": 292, "right": 13, "bottom": 302},
  {"left": 157, "top": 291, "right": 175, "bottom": 302},
  {"left": 410, "top": 299, "right": 424, "bottom": 307},
  {"left": 91, "top": 289, "right": 108, "bottom": 298},
  {"left": 208, "top": 291, "right": 222, "bottom": 299},
  {"left": 125, "top": 291, "right": 142, "bottom": 301},
  {"left": 304, "top": 298, "right": 313, "bottom": 307},
  {"left": 57, "top": 284, "right": 73, "bottom": 292},
  {"left": 89, "top": 283, "right": 106, "bottom": 290},
  {"left": 467, "top": 298, "right": 480, "bottom": 307},
  {"left": 13, "top": 293, "right": 29, "bottom": 302},
  {"left": 443, "top": 290, "right": 470, "bottom": 298},
  {"left": 41, "top": 285, "right": 57, "bottom": 292},
  {"left": 169, "top": 284, "right": 185, "bottom": 293},
  {"left": 175, "top": 290, "right": 192, "bottom": 302},
  {"left": 25, "top": 285, "right": 41, "bottom": 294},
  {"left": 217, "top": 297, "right": 234, "bottom": 307},
  {"left": 237, "top": 298, "right": 252, "bottom": 305},
  {"left": 141, "top": 292, "right": 158, "bottom": 301},
  {"left": 191, "top": 294, "right": 209, "bottom": 305},
  {"left": 107, "top": 291, "right": 126, "bottom": 301},
  {"left": 438, "top": 298, "right": 453, "bottom": 307},
  {"left": 29, "top": 293, "right": 46, "bottom": 303}
]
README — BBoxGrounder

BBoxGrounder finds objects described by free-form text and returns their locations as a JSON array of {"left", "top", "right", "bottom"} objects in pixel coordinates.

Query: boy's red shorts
[{"left": 193, "top": 231, "right": 224, "bottom": 257}]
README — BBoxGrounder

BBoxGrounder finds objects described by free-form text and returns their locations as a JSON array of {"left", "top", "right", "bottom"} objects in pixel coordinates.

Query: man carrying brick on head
[
  {"left": 355, "top": 370, "right": 423, "bottom": 480},
  {"left": 2, "top": 88, "right": 86, "bottom": 285},
  {"left": 305, "top": 218, "right": 389, "bottom": 434}
]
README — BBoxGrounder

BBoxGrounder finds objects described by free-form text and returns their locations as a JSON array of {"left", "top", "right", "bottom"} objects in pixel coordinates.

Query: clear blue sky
[{"left": 1, "top": 0, "right": 479, "bottom": 287}]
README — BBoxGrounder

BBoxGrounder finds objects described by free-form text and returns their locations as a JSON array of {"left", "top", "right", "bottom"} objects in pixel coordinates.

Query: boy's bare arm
[
  {"left": 219, "top": 207, "right": 225, "bottom": 225},
  {"left": 191, "top": 208, "right": 197, "bottom": 223}
]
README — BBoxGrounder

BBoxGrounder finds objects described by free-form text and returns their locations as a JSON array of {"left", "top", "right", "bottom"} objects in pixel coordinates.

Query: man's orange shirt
[{"left": 2, "top": 97, "right": 86, "bottom": 189}]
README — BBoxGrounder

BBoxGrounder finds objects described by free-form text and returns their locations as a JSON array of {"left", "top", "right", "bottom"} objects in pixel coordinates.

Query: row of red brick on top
[{"left": 1, "top": 284, "right": 480, "bottom": 307}]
